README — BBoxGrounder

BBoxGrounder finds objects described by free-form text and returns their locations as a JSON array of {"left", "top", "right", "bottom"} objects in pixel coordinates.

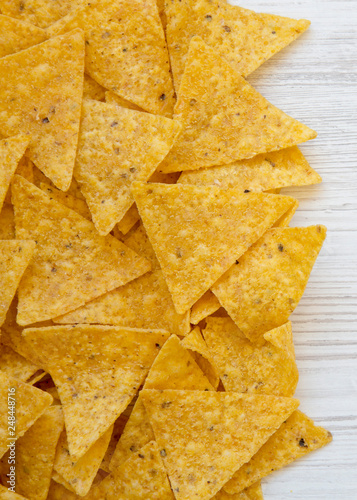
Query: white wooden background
[{"left": 230, "top": 0, "right": 357, "bottom": 498}]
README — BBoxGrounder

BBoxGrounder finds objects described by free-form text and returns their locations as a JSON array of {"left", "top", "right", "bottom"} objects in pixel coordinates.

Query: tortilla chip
[
  {"left": 22, "top": 325, "right": 169, "bottom": 460},
  {"left": 12, "top": 175, "right": 151, "bottom": 325},
  {"left": 0, "top": 14, "right": 47, "bottom": 58},
  {"left": 0, "top": 30, "right": 84, "bottom": 191},
  {"left": 181, "top": 326, "right": 220, "bottom": 389},
  {"left": 33, "top": 166, "right": 86, "bottom": 201},
  {"left": 273, "top": 199, "right": 299, "bottom": 228},
  {"left": 0, "top": 343, "right": 39, "bottom": 382},
  {"left": 224, "top": 410, "right": 332, "bottom": 494},
  {"left": 116, "top": 205, "right": 141, "bottom": 235},
  {"left": 141, "top": 389, "right": 299, "bottom": 500},
  {"left": 74, "top": 100, "right": 181, "bottom": 235},
  {"left": 40, "top": 183, "right": 91, "bottom": 220},
  {"left": 53, "top": 426, "right": 112, "bottom": 496},
  {"left": 202, "top": 318, "right": 298, "bottom": 397},
  {"left": 0, "top": 372, "right": 53, "bottom": 458},
  {"left": 212, "top": 225, "right": 326, "bottom": 343},
  {"left": 105, "top": 90, "right": 145, "bottom": 112},
  {"left": 165, "top": 0, "right": 310, "bottom": 91},
  {"left": 190, "top": 291, "right": 221, "bottom": 325},
  {"left": 179, "top": 146, "right": 321, "bottom": 192},
  {"left": 100, "top": 415, "right": 129, "bottom": 473},
  {"left": 0, "top": 240, "right": 36, "bottom": 326},
  {"left": 0, "top": 0, "right": 74, "bottom": 28},
  {"left": 110, "top": 335, "right": 214, "bottom": 470},
  {"left": 0, "top": 204, "right": 15, "bottom": 240},
  {"left": 0, "top": 484, "right": 28, "bottom": 499},
  {"left": 83, "top": 74, "right": 106, "bottom": 102},
  {"left": 91, "top": 441, "right": 174, "bottom": 499},
  {"left": 132, "top": 181, "right": 296, "bottom": 313},
  {"left": 214, "top": 481, "right": 263, "bottom": 500},
  {"left": 159, "top": 37, "right": 316, "bottom": 173},
  {"left": 13, "top": 406, "right": 63, "bottom": 500},
  {"left": 0, "top": 135, "right": 29, "bottom": 212},
  {"left": 124, "top": 224, "right": 160, "bottom": 270}
]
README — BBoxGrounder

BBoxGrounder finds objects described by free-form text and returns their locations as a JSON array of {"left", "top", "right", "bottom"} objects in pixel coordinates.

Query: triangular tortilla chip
[
  {"left": 214, "top": 481, "right": 263, "bottom": 500},
  {"left": 91, "top": 441, "right": 174, "bottom": 499},
  {"left": 124, "top": 224, "right": 160, "bottom": 270},
  {"left": 105, "top": 90, "right": 145, "bottom": 112},
  {"left": 110, "top": 335, "right": 214, "bottom": 470},
  {"left": 212, "top": 225, "right": 326, "bottom": 343},
  {"left": 202, "top": 318, "right": 298, "bottom": 397},
  {"left": 132, "top": 181, "right": 296, "bottom": 313},
  {"left": 53, "top": 426, "right": 112, "bottom": 496},
  {"left": 0, "top": 30, "right": 85, "bottom": 190},
  {"left": 47, "top": 0, "right": 175, "bottom": 117},
  {"left": 0, "top": 0, "right": 74, "bottom": 28},
  {"left": 0, "top": 484, "right": 28, "bottom": 499},
  {"left": 0, "top": 203, "right": 15, "bottom": 239},
  {"left": 190, "top": 290, "right": 221, "bottom": 325},
  {"left": 83, "top": 74, "right": 106, "bottom": 102},
  {"left": 74, "top": 100, "right": 181, "bottom": 235},
  {"left": 0, "top": 343, "right": 39, "bottom": 382},
  {"left": 22, "top": 325, "right": 169, "bottom": 460},
  {"left": 116, "top": 204, "right": 141, "bottom": 235},
  {"left": 0, "top": 372, "right": 53, "bottom": 458},
  {"left": 13, "top": 406, "right": 63, "bottom": 500},
  {"left": 165, "top": 0, "right": 310, "bottom": 91},
  {"left": 54, "top": 270, "right": 190, "bottom": 337},
  {"left": 40, "top": 183, "right": 91, "bottom": 220},
  {"left": 273, "top": 199, "right": 299, "bottom": 228},
  {"left": 141, "top": 389, "right": 299, "bottom": 500},
  {"left": 0, "top": 14, "right": 47, "bottom": 57},
  {"left": 12, "top": 175, "right": 151, "bottom": 325},
  {"left": 179, "top": 146, "right": 321, "bottom": 191},
  {"left": 0, "top": 135, "right": 29, "bottom": 212},
  {"left": 0, "top": 240, "right": 36, "bottom": 326},
  {"left": 159, "top": 37, "right": 316, "bottom": 173},
  {"left": 224, "top": 410, "right": 332, "bottom": 494}
]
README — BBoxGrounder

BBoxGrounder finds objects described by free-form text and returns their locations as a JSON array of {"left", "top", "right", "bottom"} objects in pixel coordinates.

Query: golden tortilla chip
[
  {"left": 0, "top": 0, "right": 74, "bottom": 28},
  {"left": 0, "top": 14, "right": 47, "bottom": 57},
  {"left": 0, "top": 484, "right": 28, "bottom": 499},
  {"left": 105, "top": 90, "right": 145, "bottom": 112},
  {"left": 83, "top": 74, "right": 106, "bottom": 102},
  {"left": 12, "top": 175, "right": 151, "bottom": 325},
  {"left": 159, "top": 37, "right": 316, "bottom": 173},
  {"left": 53, "top": 426, "right": 112, "bottom": 496},
  {"left": 0, "top": 343, "right": 39, "bottom": 383},
  {"left": 142, "top": 389, "right": 299, "bottom": 500},
  {"left": 0, "top": 204, "right": 15, "bottom": 239},
  {"left": 224, "top": 410, "right": 332, "bottom": 494},
  {"left": 110, "top": 334, "right": 214, "bottom": 470},
  {"left": 0, "top": 30, "right": 85, "bottom": 191},
  {"left": 0, "top": 240, "right": 36, "bottom": 326},
  {"left": 214, "top": 481, "right": 263, "bottom": 500},
  {"left": 116, "top": 204, "right": 140, "bottom": 235},
  {"left": 13, "top": 406, "right": 63, "bottom": 500},
  {"left": 33, "top": 166, "right": 86, "bottom": 201},
  {"left": 124, "top": 223, "right": 160, "bottom": 270},
  {"left": 212, "top": 225, "right": 326, "bottom": 343},
  {"left": 40, "top": 183, "right": 91, "bottom": 220},
  {"left": 100, "top": 415, "right": 129, "bottom": 473},
  {"left": 22, "top": 325, "right": 169, "bottom": 460},
  {"left": 132, "top": 181, "right": 296, "bottom": 313},
  {"left": 179, "top": 146, "right": 321, "bottom": 192},
  {"left": 74, "top": 100, "right": 181, "bottom": 235},
  {"left": 202, "top": 318, "right": 298, "bottom": 397},
  {"left": 0, "top": 135, "right": 29, "bottom": 212},
  {"left": 90, "top": 441, "right": 174, "bottom": 499},
  {"left": 273, "top": 199, "right": 299, "bottom": 228},
  {"left": 0, "top": 372, "right": 53, "bottom": 458},
  {"left": 190, "top": 291, "right": 221, "bottom": 325},
  {"left": 165, "top": 0, "right": 310, "bottom": 91}
]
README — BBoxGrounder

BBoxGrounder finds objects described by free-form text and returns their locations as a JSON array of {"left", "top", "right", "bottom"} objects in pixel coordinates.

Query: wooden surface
[{"left": 229, "top": 0, "right": 357, "bottom": 498}]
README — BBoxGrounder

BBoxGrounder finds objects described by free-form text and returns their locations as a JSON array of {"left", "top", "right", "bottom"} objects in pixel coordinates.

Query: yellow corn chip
[
  {"left": 0, "top": 14, "right": 47, "bottom": 57},
  {"left": 74, "top": 100, "right": 181, "bottom": 235},
  {"left": 142, "top": 389, "right": 299, "bottom": 500},
  {"left": 124, "top": 224, "right": 160, "bottom": 270},
  {"left": 4, "top": 153, "right": 34, "bottom": 206},
  {"left": 181, "top": 326, "right": 220, "bottom": 389},
  {"left": 203, "top": 318, "right": 298, "bottom": 397},
  {"left": 132, "top": 181, "right": 296, "bottom": 313},
  {"left": 0, "top": 204, "right": 15, "bottom": 240},
  {"left": 0, "top": 135, "right": 29, "bottom": 213},
  {"left": 90, "top": 441, "right": 174, "bottom": 499},
  {"left": 13, "top": 406, "right": 63, "bottom": 500},
  {"left": 105, "top": 90, "right": 145, "bottom": 112},
  {"left": 0, "top": 0, "right": 74, "bottom": 28},
  {"left": 224, "top": 410, "right": 332, "bottom": 494},
  {"left": 22, "top": 325, "right": 169, "bottom": 460},
  {"left": 51, "top": 472, "right": 77, "bottom": 493},
  {"left": 100, "top": 415, "right": 129, "bottom": 473},
  {"left": 179, "top": 146, "right": 321, "bottom": 191},
  {"left": 116, "top": 204, "right": 140, "bottom": 235},
  {"left": 165, "top": 0, "right": 310, "bottom": 91},
  {"left": 12, "top": 175, "right": 151, "bottom": 325},
  {"left": 83, "top": 74, "right": 106, "bottom": 102},
  {"left": 40, "top": 183, "right": 91, "bottom": 220},
  {"left": 0, "top": 343, "right": 39, "bottom": 383},
  {"left": 273, "top": 199, "right": 299, "bottom": 228},
  {"left": 110, "top": 334, "right": 214, "bottom": 470},
  {"left": 0, "top": 372, "right": 53, "bottom": 458},
  {"left": 190, "top": 290, "right": 221, "bottom": 325},
  {"left": 0, "top": 484, "right": 28, "bottom": 499},
  {"left": 214, "top": 481, "right": 263, "bottom": 500},
  {"left": 53, "top": 426, "right": 112, "bottom": 496},
  {"left": 33, "top": 166, "right": 86, "bottom": 201},
  {"left": 212, "top": 225, "right": 326, "bottom": 343},
  {"left": 159, "top": 37, "right": 316, "bottom": 173},
  {"left": 0, "top": 30, "right": 85, "bottom": 191},
  {"left": 0, "top": 240, "right": 36, "bottom": 326}
]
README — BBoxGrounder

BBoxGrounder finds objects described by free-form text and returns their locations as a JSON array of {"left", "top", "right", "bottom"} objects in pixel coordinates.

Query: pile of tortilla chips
[{"left": 0, "top": 0, "right": 332, "bottom": 498}]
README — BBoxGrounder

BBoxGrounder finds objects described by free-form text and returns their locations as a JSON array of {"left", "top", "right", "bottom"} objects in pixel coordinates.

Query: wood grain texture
[{"left": 227, "top": 0, "right": 357, "bottom": 498}]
